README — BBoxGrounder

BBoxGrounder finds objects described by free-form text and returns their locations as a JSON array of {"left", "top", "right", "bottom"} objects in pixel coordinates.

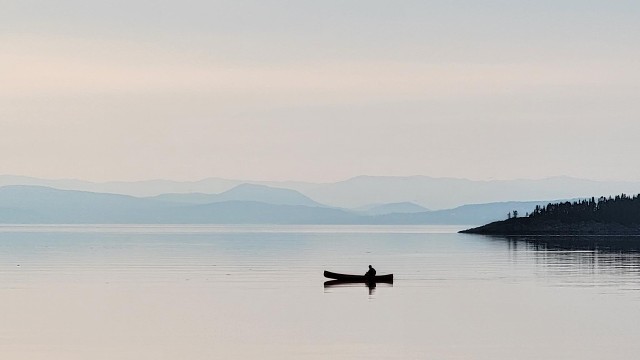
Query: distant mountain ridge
[
  {"left": 355, "top": 202, "right": 429, "bottom": 215},
  {"left": 0, "top": 185, "right": 171, "bottom": 223},
  {"left": 372, "top": 200, "right": 556, "bottom": 225},
  {"left": 2, "top": 174, "right": 640, "bottom": 210},
  {"left": 149, "top": 183, "right": 325, "bottom": 207},
  {"left": 0, "top": 186, "right": 349, "bottom": 224},
  {"left": 300, "top": 175, "right": 640, "bottom": 209},
  {"left": 0, "top": 185, "right": 557, "bottom": 225},
  {"left": 0, "top": 175, "right": 241, "bottom": 197}
]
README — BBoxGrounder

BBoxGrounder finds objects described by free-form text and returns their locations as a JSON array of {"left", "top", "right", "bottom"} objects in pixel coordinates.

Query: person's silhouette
[{"left": 365, "top": 265, "right": 376, "bottom": 278}]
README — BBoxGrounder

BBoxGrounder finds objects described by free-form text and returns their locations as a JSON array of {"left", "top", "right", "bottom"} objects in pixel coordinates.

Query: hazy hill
[
  {"left": 0, "top": 185, "right": 172, "bottom": 223},
  {"left": 301, "top": 175, "right": 640, "bottom": 209},
  {"left": 3, "top": 175, "right": 640, "bottom": 210},
  {"left": 0, "top": 186, "right": 554, "bottom": 225},
  {"left": 0, "top": 186, "right": 351, "bottom": 224},
  {"left": 355, "top": 202, "right": 429, "bottom": 215},
  {"left": 0, "top": 175, "right": 321, "bottom": 198},
  {"left": 149, "top": 183, "right": 325, "bottom": 207},
  {"left": 167, "top": 201, "right": 359, "bottom": 224},
  {"left": 0, "top": 175, "right": 240, "bottom": 198},
  {"left": 369, "top": 200, "right": 551, "bottom": 225},
  {"left": 147, "top": 192, "right": 219, "bottom": 205}
]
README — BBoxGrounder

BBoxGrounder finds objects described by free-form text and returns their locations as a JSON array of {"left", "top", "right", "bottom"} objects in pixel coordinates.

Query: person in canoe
[{"left": 364, "top": 265, "right": 376, "bottom": 278}]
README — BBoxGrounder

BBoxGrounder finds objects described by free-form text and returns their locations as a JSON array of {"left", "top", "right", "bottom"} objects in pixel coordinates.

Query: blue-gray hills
[
  {"left": 354, "top": 202, "right": 429, "bottom": 216},
  {"left": 0, "top": 184, "right": 557, "bottom": 225},
  {"left": 149, "top": 183, "right": 324, "bottom": 207}
]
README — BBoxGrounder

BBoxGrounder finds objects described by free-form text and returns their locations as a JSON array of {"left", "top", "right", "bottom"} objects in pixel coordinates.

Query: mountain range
[
  {"left": 353, "top": 202, "right": 429, "bottom": 216},
  {"left": 148, "top": 183, "right": 323, "bottom": 207},
  {"left": 1, "top": 174, "right": 639, "bottom": 210},
  {"left": 0, "top": 183, "right": 571, "bottom": 225}
]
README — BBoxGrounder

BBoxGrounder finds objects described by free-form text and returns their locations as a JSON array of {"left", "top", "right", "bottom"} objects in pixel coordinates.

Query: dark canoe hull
[
  {"left": 324, "top": 280, "right": 393, "bottom": 288},
  {"left": 323, "top": 270, "right": 393, "bottom": 282}
]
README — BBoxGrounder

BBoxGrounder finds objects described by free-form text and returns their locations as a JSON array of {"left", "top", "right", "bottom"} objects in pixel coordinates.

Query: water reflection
[
  {"left": 486, "top": 235, "right": 640, "bottom": 291},
  {"left": 324, "top": 280, "right": 393, "bottom": 295},
  {"left": 3, "top": 226, "right": 640, "bottom": 359},
  {"left": 502, "top": 235, "right": 640, "bottom": 252}
]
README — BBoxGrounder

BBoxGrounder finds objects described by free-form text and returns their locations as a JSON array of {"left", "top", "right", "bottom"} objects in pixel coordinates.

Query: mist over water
[{"left": 1, "top": 225, "right": 640, "bottom": 359}]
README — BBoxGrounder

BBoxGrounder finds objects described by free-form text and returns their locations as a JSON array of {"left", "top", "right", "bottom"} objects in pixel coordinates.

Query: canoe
[
  {"left": 323, "top": 270, "right": 393, "bottom": 282},
  {"left": 324, "top": 279, "right": 393, "bottom": 288}
]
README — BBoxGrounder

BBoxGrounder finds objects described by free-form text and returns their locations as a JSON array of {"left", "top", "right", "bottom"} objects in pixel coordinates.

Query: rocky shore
[{"left": 460, "top": 218, "right": 640, "bottom": 236}]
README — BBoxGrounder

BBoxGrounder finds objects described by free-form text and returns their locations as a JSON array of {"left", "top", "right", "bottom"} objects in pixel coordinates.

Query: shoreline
[{"left": 460, "top": 219, "right": 640, "bottom": 236}]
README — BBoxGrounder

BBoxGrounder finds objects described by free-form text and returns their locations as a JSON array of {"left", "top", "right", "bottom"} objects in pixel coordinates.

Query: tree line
[{"left": 509, "top": 194, "right": 640, "bottom": 225}]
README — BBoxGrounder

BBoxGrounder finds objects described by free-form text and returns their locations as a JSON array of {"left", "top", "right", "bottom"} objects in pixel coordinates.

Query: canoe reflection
[{"left": 324, "top": 279, "right": 393, "bottom": 295}]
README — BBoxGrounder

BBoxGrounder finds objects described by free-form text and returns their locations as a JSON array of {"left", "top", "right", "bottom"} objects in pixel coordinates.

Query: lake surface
[{"left": 1, "top": 225, "right": 640, "bottom": 359}]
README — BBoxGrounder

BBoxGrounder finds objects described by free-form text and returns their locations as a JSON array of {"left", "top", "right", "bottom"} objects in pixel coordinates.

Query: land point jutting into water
[{"left": 461, "top": 194, "right": 640, "bottom": 235}]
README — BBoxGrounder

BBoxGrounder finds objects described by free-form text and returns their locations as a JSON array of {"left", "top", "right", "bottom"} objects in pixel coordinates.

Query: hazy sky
[{"left": 2, "top": 1, "right": 639, "bottom": 182}]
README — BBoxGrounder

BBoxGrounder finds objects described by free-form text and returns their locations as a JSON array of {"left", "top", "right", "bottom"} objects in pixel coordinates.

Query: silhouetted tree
[{"left": 522, "top": 194, "right": 640, "bottom": 225}]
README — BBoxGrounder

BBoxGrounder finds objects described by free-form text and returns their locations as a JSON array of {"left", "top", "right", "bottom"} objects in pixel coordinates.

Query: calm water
[{"left": 1, "top": 225, "right": 640, "bottom": 359}]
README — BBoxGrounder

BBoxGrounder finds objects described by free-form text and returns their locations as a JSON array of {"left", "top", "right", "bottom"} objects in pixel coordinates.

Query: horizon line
[{"left": 1, "top": 173, "right": 640, "bottom": 185}]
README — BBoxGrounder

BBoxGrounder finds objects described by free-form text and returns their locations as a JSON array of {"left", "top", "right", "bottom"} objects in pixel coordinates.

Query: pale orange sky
[{"left": 2, "top": 1, "right": 639, "bottom": 182}]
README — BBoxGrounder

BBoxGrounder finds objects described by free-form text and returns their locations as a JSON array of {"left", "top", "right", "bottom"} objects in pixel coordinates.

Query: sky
[{"left": 2, "top": 0, "right": 639, "bottom": 182}]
